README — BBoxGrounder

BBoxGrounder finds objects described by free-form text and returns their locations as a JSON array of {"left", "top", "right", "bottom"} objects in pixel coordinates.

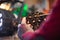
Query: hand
[
  {"left": 18, "top": 17, "right": 34, "bottom": 40},
  {"left": 21, "top": 17, "right": 34, "bottom": 32}
]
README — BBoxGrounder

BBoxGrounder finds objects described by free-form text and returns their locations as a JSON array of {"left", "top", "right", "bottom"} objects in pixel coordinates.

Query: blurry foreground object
[
  {"left": 12, "top": 4, "right": 28, "bottom": 18},
  {"left": 0, "top": 1, "right": 26, "bottom": 40},
  {"left": 0, "top": 9, "right": 18, "bottom": 37}
]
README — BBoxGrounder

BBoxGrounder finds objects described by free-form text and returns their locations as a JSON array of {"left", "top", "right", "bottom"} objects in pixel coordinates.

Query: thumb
[{"left": 21, "top": 17, "right": 26, "bottom": 24}]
